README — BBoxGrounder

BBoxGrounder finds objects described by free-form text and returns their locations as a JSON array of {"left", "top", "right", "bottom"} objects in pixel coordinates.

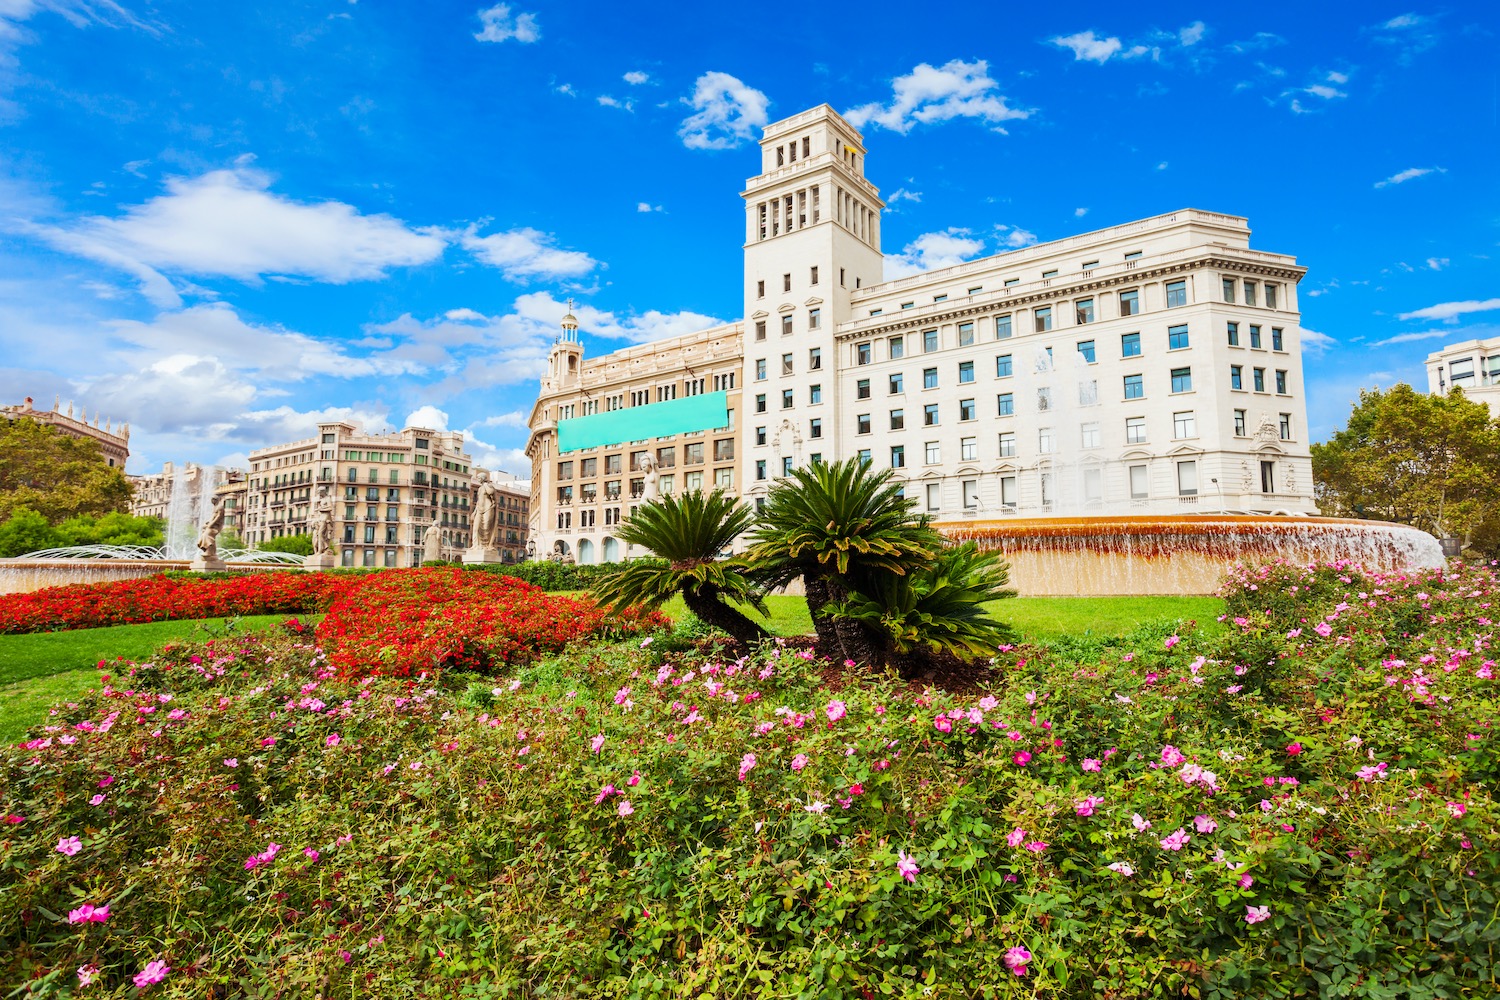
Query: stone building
[
  {"left": 526, "top": 104, "right": 1317, "bottom": 562},
  {"left": 2, "top": 396, "right": 130, "bottom": 468},
  {"left": 244, "top": 421, "right": 475, "bottom": 567},
  {"left": 1426, "top": 338, "right": 1500, "bottom": 418}
]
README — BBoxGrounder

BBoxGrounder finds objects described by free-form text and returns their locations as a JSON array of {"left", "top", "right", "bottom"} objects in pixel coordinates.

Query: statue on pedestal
[
  {"left": 422, "top": 525, "right": 444, "bottom": 564},
  {"left": 463, "top": 473, "right": 504, "bottom": 565},
  {"left": 639, "top": 453, "right": 658, "bottom": 501},
  {"left": 302, "top": 485, "right": 338, "bottom": 571},
  {"left": 190, "top": 496, "right": 228, "bottom": 572}
]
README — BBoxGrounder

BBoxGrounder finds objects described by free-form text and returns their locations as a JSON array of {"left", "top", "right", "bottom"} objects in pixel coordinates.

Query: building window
[
  {"left": 1039, "top": 427, "right": 1054, "bottom": 454},
  {"left": 996, "top": 314, "right": 1013, "bottom": 340},
  {"left": 962, "top": 479, "right": 978, "bottom": 507},
  {"left": 1000, "top": 475, "right": 1017, "bottom": 509},
  {"left": 890, "top": 408, "right": 905, "bottom": 430},
  {"left": 1234, "top": 409, "right": 1247, "bottom": 436},
  {"left": 782, "top": 353, "right": 794, "bottom": 376},
  {"left": 1126, "top": 416, "right": 1146, "bottom": 444},
  {"left": 997, "top": 393, "right": 1014, "bottom": 416},
  {"left": 1231, "top": 365, "right": 1243, "bottom": 390},
  {"left": 889, "top": 373, "right": 904, "bottom": 394},
  {"left": 783, "top": 457, "right": 794, "bottom": 476},
  {"left": 856, "top": 379, "right": 871, "bottom": 399},
  {"left": 998, "top": 432, "right": 1016, "bottom": 457},
  {"left": 1081, "top": 422, "right": 1100, "bottom": 448},
  {"left": 902, "top": 301, "right": 914, "bottom": 310},
  {"left": 891, "top": 445, "right": 906, "bottom": 468},
  {"left": 923, "top": 329, "right": 939, "bottom": 353},
  {"left": 1037, "top": 387, "right": 1052, "bottom": 412},
  {"left": 1034, "top": 306, "right": 1052, "bottom": 332},
  {"left": 1244, "top": 280, "right": 1258, "bottom": 307},
  {"left": 1279, "top": 413, "right": 1292, "bottom": 439},
  {"left": 1170, "top": 367, "right": 1193, "bottom": 393},
  {"left": 855, "top": 449, "right": 870, "bottom": 465},
  {"left": 924, "top": 441, "right": 941, "bottom": 464},
  {"left": 807, "top": 347, "right": 822, "bottom": 371},
  {"left": 1121, "top": 332, "right": 1141, "bottom": 358},
  {"left": 1261, "top": 460, "right": 1275, "bottom": 494},
  {"left": 1168, "top": 325, "right": 1190, "bottom": 350},
  {"left": 839, "top": 268, "right": 845, "bottom": 287},
  {"left": 1253, "top": 367, "right": 1266, "bottom": 392},
  {"left": 783, "top": 273, "right": 791, "bottom": 293},
  {"left": 782, "top": 315, "right": 794, "bottom": 336},
  {"left": 1042, "top": 269, "right": 1058, "bottom": 279},
  {"left": 960, "top": 398, "right": 977, "bottom": 421},
  {"left": 1074, "top": 339, "right": 1096, "bottom": 364},
  {"left": 934, "top": 294, "right": 948, "bottom": 303},
  {"left": 781, "top": 389, "right": 794, "bottom": 408},
  {"left": 958, "top": 360, "right": 975, "bottom": 384},
  {"left": 1120, "top": 289, "right": 1140, "bottom": 316},
  {"left": 958, "top": 322, "right": 975, "bottom": 346},
  {"left": 755, "top": 359, "right": 767, "bottom": 381},
  {"left": 1124, "top": 374, "right": 1144, "bottom": 399},
  {"left": 926, "top": 483, "right": 941, "bottom": 512},
  {"left": 1249, "top": 325, "right": 1263, "bottom": 349},
  {"left": 810, "top": 265, "right": 819, "bottom": 285},
  {"left": 810, "top": 384, "right": 822, "bottom": 404},
  {"left": 923, "top": 403, "right": 939, "bottom": 426},
  {"left": 755, "top": 393, "right": 766, "bottom": 413},
  {"left": 889, "top": 335, "right": 905, "bottom": 359},
  {"left": 810, "top": 418, "right": 823, "bottom": 439},
  {"left": 755, "top": 320, "right": 766, "bottom": 341},
  {"left": 808, "top": 307, "right": 821, "bottom": 330},
  {"left": 1177, "top": 460, "right": 1199, "bottom": 497},
  {"left": 1165, "top": 280, "right": 1187, "bottom": 308},
  {"left": 1272, "top": 328, "right": 1284, "bottom": 351},
  {"left": 757, "top": 280, "right": 765, "bottom": 298},
  {"left": 996, "top": 355, "right": 1013, "bottom": 378},
  {"left": 856, "top": 342, "right": 872, "bottom": 365},
  {"left": 1173, "top": 411, "right": 1196, "bottom": 439},
  {"left": 1129, "top": 464, "right": 1149, "bottom": 499},
  {"left": 1075, "top": 298, "right": 1095, "bottom": 324},
  {"left": 923, "top": 367, "right": 938, "bottom": 389},
  {"left": 755, "top": 426, "right": 767, "bottom": 446},
  {"left": 857, "top": 413, "right": 871, "bottom": 435},
  {"left": 715, "top": 468, "right": 734, "bottom": 488},
  {"left": 1266, "top": 284, "right": 1278, "bottom": 310},
  {"left": 756, "top": 460, "right": 766, "bottom": 481},
  {"left": 1227, "top": 322, "right": 1240, "bottom": 347},
  {"left": 1275, "top": 370, "right": 1287, "bottom": 394}
]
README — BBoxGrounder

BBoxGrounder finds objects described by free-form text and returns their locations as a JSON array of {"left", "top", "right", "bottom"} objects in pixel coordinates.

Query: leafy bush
[
  {"left": 2, "top": 562, "right": 1496, "bottom": 996},
  {"left": 466, "top": 559, "right": 620, "bottom": 591},
  {"left": 255, "top": 534, "right": 313, "bottom": 556}
]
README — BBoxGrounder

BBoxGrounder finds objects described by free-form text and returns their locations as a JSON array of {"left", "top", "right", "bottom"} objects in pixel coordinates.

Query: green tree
[
  {"left": 55, "top": 512, "right": 165, "bottom": 548},
  {"left": 0, "top": 419, "right": 132, "bottom": 523},
  {"left": 592, "top": 489, "right": 767, "bottom": 647},
  {"left": 0, "top": 508, "right": 63, "bottom": 557},
  {"left": 1312, "top": 384, "right": 1500, "bottom": 548},
  {"left": 746, "top": 458, "right": 941, "bottom": 663},
  {"left": 258, "top": 534, "right": 314, "bottom": 556}
]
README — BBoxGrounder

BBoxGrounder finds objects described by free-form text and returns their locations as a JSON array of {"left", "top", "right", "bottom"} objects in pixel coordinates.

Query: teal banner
[{"left": 556, "top": 391, "right": 730, "bottom": 453}]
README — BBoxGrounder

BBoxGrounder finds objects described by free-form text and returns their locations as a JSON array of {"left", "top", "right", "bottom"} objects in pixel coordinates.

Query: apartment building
[
  {"left": 1426, "top": 337, "right": 1500, "bottom": 418},
  {"left": 3, "top": 395, "right": 130, "bottom": 468},
  {"left": 245, "top": 421, "right": 476, "bottom": 567},
  {"left": 526, "top": 104, "right": 1317, "bottom": 561}
]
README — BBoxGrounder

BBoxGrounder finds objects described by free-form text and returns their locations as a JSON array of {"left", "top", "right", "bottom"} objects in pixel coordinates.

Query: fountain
[{"left": 937, "top": 514, "right": 1447, "bottom": 596}]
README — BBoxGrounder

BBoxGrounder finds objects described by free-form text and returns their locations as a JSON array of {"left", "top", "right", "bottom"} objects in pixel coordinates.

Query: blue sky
[{"left": 0, "top": 1, "right": 1495, "bottom": 475}]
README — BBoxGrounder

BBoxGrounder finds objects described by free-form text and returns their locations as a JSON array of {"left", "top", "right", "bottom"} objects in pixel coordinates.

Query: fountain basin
[
  {"left": 0, "top": 559, "right": 295, "bottom": 596},
  {"left": 936, "top": 515, "right": 1446, "bottom": 597}
]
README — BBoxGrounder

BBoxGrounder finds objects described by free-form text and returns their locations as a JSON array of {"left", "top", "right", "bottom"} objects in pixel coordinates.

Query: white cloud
[
  {"left": 31, "top": 163, "right": 446, "bottom": 305},
  {"left": 636, "top": 202, "right": 663, "bottom": 213},
  {"left": 1397, "top": 299, "right": 1500, "bottom": 322},
  {"left": 1179, "top": 21, "right": 1206, "bottom": 46},
  {"left": 404, "top": 404, "right": 449, "bottom": 431},
  {"left": 1299, "top": 327, "right": 1336, "bottom": 356},
  {"left": 1374, "top": 166, "right": 1445, "bottom": 188},
  {"left": 1425, "top": 257, "right": 1449, "bottom": 271},
  {"left": 554, "top": 82, "right": 576, "bottom": 96},
  {"left": 886, "top": 187, "right": 922, "bottom": 205},
  {"left": 996, "top": 225, "right": 1038, "bottom": 248},
  {"left": 1227, "top": 32, "right": 1284, "bottom": 53},
  {"left": 1074, "top": 207, "right": 1089, "bottom": 217},
  {"left": 1283, "top": 70, "right": 1351, "bottom": 112},
  {"left": 1051, "top": 30, "right": 1123, "bottom": 63},
  {"left": 1369, "top": 329, "right": 1456, "bottom": 348},
  {"left": 475, "top": 411, "right": 529, "bottom": 428},
  {"left": 623, "top": 71, "right": 649, "bottom": 85},
  {"left": 510, "top": 290, "right": 725, "bottom": 345},
  {"left": 1156, "top": 161, "right": 1169, "bottom": 170},
  {"left": 884, "top": 228, "right": 987, "bottom": 280},
  {"left": 597, "top": 94, "right": 634, "bottom": 111},
  {"left": 473, "top": 4, "right": 539, "bottom": 44},
  {"left": 678, "top": 71, "right": 769, "bottom": 150},
  {"left": 459, "top": 225, "right": 598, "bottom": 281},
  {"left": 1304, "top": 83, "right": 1344, "bottom": 99},
  {"left": 845, "top": 59, "right": 1029, "bottom": 134}
]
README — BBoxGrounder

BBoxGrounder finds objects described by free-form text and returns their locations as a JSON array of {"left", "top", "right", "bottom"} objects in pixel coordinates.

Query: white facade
[
  {"left": 526, "top": 104, "right": 1318, "bottom": 558},
  {"left": 1426, "top": 338, "right": 1500, "bottom": 418}
]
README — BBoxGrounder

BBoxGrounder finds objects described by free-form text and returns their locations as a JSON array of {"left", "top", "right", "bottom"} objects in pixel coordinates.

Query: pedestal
[
  {"left": 302, "top": 553, "right": 337, "bottom": 572},
  {"left": 188, "top": 556, "right": 228, "bottom": 573},
  {"left": 462, "top": 546, "right": 502, "bottom": 565}
]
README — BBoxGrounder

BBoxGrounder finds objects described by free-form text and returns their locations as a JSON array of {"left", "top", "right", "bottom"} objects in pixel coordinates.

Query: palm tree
[
  {"left": 745, "top": 457, "right": 940, "bottom": 662},
  {"left": 591, "top": 489, "right": 768, "bottom": 647}
]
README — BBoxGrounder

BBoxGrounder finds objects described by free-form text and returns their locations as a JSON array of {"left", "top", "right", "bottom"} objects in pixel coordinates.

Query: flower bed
[
  {"left": 0, "top": 572, "right": 357, "bottom": 634},
  {"left": 0, "top": 561, "right": 1496, "bottom": 996},
  {"left": 315, "top": 567, "right": 665, "bottom": 676}
]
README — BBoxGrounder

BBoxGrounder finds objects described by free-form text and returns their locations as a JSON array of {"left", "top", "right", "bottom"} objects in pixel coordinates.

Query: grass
[{"left": 0, "top": 615, "right": 306, "bottom": 743}]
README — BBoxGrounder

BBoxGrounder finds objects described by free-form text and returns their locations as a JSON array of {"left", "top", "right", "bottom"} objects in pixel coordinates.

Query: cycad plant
[
  {"left": 591, "top": 489, "right": 768, "bottom": 647},
  {"left": 745, "top": 457, "right": 940, "bottom": 662},
  {"left": 828, "top": 542, "right": 1016, "bottom": 670}
]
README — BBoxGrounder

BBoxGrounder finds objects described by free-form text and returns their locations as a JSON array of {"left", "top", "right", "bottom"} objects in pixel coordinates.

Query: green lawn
[{"left": 0, "top": 615, "right": 302, "bottom": 743}]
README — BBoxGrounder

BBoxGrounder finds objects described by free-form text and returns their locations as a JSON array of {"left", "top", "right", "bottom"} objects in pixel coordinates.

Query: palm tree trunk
[
  {"left": 682, "top": 586, "right": 768, "bottom": 648},
  {"left": 803, "top": 575, "right": 843, "bottom": 655}
]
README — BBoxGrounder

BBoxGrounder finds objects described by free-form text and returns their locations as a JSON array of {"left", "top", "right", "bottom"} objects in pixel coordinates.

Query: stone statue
[
  {"left": 472, "top": 473, "right": 501, "bottom": 550},
  {"left": 550, "top": 539, "right": 574, "bottom": 565},
  {"left": 1255, "top": 413, "right": 1278, "bottom": 444},
  {"left": 639, "top": 453, "right": 658, "bottom": 501},
  {"left": 196, "top": 496, "right": 225, "bottom": 562},
  {"left": 309, "top": 485, "right": 335, "bottom": 556},
  {"left": 422, "top": 525, "right": 443, "bottom": 564}
]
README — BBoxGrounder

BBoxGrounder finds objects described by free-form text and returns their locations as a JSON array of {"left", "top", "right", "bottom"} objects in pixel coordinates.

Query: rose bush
[{"left": 0, "top": 561, "right": 1495, "bottom": 997}]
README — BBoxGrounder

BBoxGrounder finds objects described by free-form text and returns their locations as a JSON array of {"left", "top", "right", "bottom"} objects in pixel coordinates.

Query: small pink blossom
[
  {"left": 896, "top": 849, "right": 920, "bottom": 883},
  {"left": 590, "top": 733, "right": 606, "bottom": 754},
  {"left": 1164, "top": 635, "right": 1180, "bottom": 649},
  {"left": 627, "top": 770, "right": 642, "bottom": 787},
  {"left": 790, "top": 753, "right": 809, "bottom": 771},
  {"left": 133, "top": 960, "right": 171, "bottom": 988},
  {"left": 1013, "top": 751, "right": 1032, "bottom": 766},
  {"left": 1447, "top": 801, "right": 1467, "bottom": 817},
  {"left": 56, "top": 836, "right": 82, "bottom": 856},
  {"left": 1286, "top": 743, "right": 1302, "bottom": 756},
  {"left": 825, "top": 700, "right": 846, "bottom": 723},
  {"left": 1004, "top": 946, "right": 1031, "bottom": 976},
  {"left": 617, "top": 799, "right": 634, "bottom": 817},
  {"left": 1106, "top": 861, "right": 1134, "bottom": 876},
  {"left": 1194, "top": 814, "right": 1218, "bottom": 834},
  {"left": 594, "top": 784, "right": 617, "bottom": 805},
  {"left": 1024, "top": 841, "right": 1048, "bottom": 853},
  {"left": 1357, "top": 763, "right": 1387, "bottom": 782},
  {"left": 304, "top": 848, "right": 320, "bottom": 861},
  {"left": 738, "top": 752, "right": 757, "bottom": 781},
  {"left": 89, "top": 794, "right": 105, "bottom": 806},
  {"left": 1132, "top": 813, "right": 1151, "bottom": 832},
  {"left": 1160, "top": 745, "right": 1186, "bottom": 766},
  {"left": 1237, "top": 874, "right": 1254, "bottom": 888},
  {"left": 1159, "top": 828, "right": 1191, "bottom": 851},
  {"left": 326, "top": 734, "right": 341, "bottom": 747},
  {"left": 1081, "top": 758, "right": 1102, "bottom": 772},
  {"left": 933, "top": 716, "right": 953, "bottom": 733},
  {"left": 76, "top": 965, "right": 99, "bottom": 987},
  {"left": 1245, "top": 905, "right": 1271, "bottom": 924},
  {"left": 1075, "top": 795, "right": 1105, "bottom": 817},
  {"left": 1007, "top": 827, "right": 1027, "bottom": 848},
  {"left": 223, "top": 758, "right": 238, "bottom": 768},
  {"left": 68, "top": 904, "right": 109, "bottom": 924}
]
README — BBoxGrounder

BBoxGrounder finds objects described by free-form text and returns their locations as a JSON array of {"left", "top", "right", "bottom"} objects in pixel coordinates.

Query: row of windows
[
  {"left": 557, "top": 440, "right": 736, "bottom": 479},
  {"left": 870, "top": 274, "right": 1283, "bottom": 322},
  {"left": 852, "top": 320, "right": 1286, "bottom": 367},
  {"left": 754, "top": 308, "right": 822, "bottom": 342},
  {"left": 558, "top": 468, "right": 738, "bottom": 505}
]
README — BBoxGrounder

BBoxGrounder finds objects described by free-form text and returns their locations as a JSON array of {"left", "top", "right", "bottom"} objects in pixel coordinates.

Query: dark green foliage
[
  {"left": 0, "top": 419, "right": 132, "bottom": 523},
  {"left": 257, "top": 534, "right": 313, "bottom": 556}
]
